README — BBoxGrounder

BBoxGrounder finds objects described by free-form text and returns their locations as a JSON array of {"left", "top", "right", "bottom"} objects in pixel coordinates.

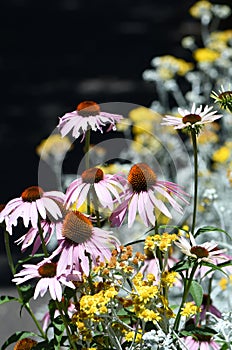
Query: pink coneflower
[
  {"left": 49, "top": 210, "right": 120, "bottom": 276},
  {"left": 65, "top": 167, "right": 126, "bottom": 211},
  {"left": 110, "top": 163, "right": 189, "bottom": 228},
  {"left": 14, "top": 201, "right": 68, "bottom": 254},
  {"left": 0, "top": 186, "right": 65, "bottom": 234},
  {"left": 12, "top": 260, "right": 75, "bottom": 302},
  {"left": 184, "top": 335, "right": 219, "bottom": 349},
  {"left": 175, "top": 233, "right": 226, "bottom": 264},
  {"left": 58, "top": 101, "right": 123, "bottom": 141},
  {"left": 161, "top": 103, "right": 222, "bottom": 134}
]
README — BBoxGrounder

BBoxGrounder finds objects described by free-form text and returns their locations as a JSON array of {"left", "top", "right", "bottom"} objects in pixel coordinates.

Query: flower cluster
[{"left": 1, "top": 2, "right": 232, "bottom": 350}]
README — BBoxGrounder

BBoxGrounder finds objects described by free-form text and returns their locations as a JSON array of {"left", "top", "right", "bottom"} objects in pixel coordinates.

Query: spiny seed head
[
  {"left": 81, "top": 167, "right": 104, "bottom": 184},
  {"left": 190, "top": 246, "right": 209, "bottom": 258},
  {"left": 21, "top": 186, "right": 44, "bottom": 202},
  {"left": 77, "top": 101, "right": 100, "bottom": 117},
  {"left": 14, "top": 338, "right": 38, "bottom": 350},
  {"left": 62, "top": 211, "right": 93, "bottom": 244},
  {"left": 38, "top": 262, "right": 57, "bottom": 277},
  {"left": 182, "top": 114, "right": 202, "bottom": 124},
  {"left": 128, "top": 163, "right": 157, "bottom": 193}
]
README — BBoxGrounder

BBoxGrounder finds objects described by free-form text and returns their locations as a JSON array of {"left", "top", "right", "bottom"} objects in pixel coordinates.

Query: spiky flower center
[
  {"left": 193, "top": 333, "right": 212, "bottom": 342},
  {"left": 81, "top": 167, "right": 104, "bottom": 184},
  {"left": 218, "top": 91, "right": 232, "bottom": 100},
  {"left": 128, "top": 163, "right": 157, "bottom": 193},
  {"left": 77, "top": 101, "right": 100, "bottom": 117},
  {"left": 21, "top": 186, "right": 44, "bottom": 202},
  {"left": 190, "top": 246, "right": 209, "bottom": 258},
  {"left": 182, "top": 114, "right": 202, "bottom": 124},
  {"left": 38, "top": 262, "right": 57, "bottom": 277},
  {"left": 14, "top": 338, "right": 38, "bottom": 350},
  {"left": 0, "top": 204, "right": 6, "bottom": 212},
  {"left": 62, "top": 211, "right": 93, "bottom": 244}
]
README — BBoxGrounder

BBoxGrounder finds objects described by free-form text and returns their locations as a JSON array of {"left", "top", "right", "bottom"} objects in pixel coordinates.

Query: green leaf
[
  {"left": 189, "top": 280, "right": 203, "bottom": 307},
  {"left": 1, "top": 331, "right": 38, "bottom": 350},
  {"left": 0, "top": 295, "right": 18, "bottom": 305},
  {"left": 194, "top": 226, "right": 231, "bottom": 240},
  {"left": 17, "top": 254, "right": 45, "bottom": 266},
  {"left": 170, "top": 259, "right": 192, "bottom": 272},
  {"left": 201, "top": 261, "right": 229, "bottom": 278},
  {"left": 19, "top": 284, "right": 35, "bottom": 305}
]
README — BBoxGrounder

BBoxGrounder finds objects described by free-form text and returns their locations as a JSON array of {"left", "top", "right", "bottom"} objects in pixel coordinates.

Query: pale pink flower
[
  {"left": 42, "top": 300, "right": 76, "bottom": 331},
  {"left": 161, "top": 103, "right": 222, "bottom": 133},
  {"left": 184, "top": 335, "right": 219, "bottom": 349},
  {"left": 175, "top": 233, "right": 226, "bottom": 264},
  {"left": 14, "top": 201, "right": 68, "bottom": 254},
  {"left": 14, "top": 220, "right": 62, "bottom": 255},
  {"left": 58, "top": 101, "right": 123, "bottom": 141},
  {"left": 49, "top": 211, "right": 120, "bottom": 276},
  {"left": 12, "top": 260, "right": 75, "bottom": 302},
  {"left": 110, "top": 163, "right": 189, "bottom": 228},
  {"left": 0, "top": 186, "right": 65, "bottom": 234},
  {"left": 65, "top": 167, "right": 126, "bottom": 210}
]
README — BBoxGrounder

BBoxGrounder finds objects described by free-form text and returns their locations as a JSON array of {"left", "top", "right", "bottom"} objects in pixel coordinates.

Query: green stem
[
  {"left": 84, "top": 129, "right": 91, "bottom": 215},
  {"left": 173, "top": 263, "right": 198, "bottom": 331},
  {"left": 191, "top": 130, "right": 198, "bottom": 237},
  {"left": 56, "top": 301, "right": 78, "bottom": 350},
  {"left": 84, "top": 129, "right": 91, "bottom": 170},
  {"left": 38, "top": 219, "right": 49, "bottom": 257},
  {"left": 4, "top": 229, "right": 47, "bottom": 339}
]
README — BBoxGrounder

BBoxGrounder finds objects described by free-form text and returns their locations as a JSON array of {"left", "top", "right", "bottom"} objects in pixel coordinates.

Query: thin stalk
[
  {"left": 191, "top": 130, "right": 198, "bottom": 236},
  {"left": 38, "top": 219, "right": 49, "bottom": 257},
  {"left": 84, "top": 129, "right": 91, "bottom": 170},
  {"left": 84, "top": 129, "right": 91, "bottom": 215},
  {"left": 4, "top": 230, "right": 47, "bottom": 339},
  {"left": 56, "top": 301, "right": 78, "bottom": 350},
  {"left": 173, "top": 263, "right": 198, "bottom": 331}
]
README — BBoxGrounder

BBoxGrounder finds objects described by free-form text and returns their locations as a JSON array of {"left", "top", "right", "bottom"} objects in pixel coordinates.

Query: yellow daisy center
[
  {"left": 77, "top": 100, "right": 100, "bottom": 117},
  {"left": 182, "top": 114, "right": 202, "bottom": 125},
  {"left": 21, "top": 186, "right": 44, "bottom": 202},
  {"left": 128, "top": 163, "right": 157, "bottom": 193},
  {"left": 81, "top": 167, "right": 104, "bottom": 184},
  {"left": 62, "top": 211, "right": 93, "bottom": 244}
]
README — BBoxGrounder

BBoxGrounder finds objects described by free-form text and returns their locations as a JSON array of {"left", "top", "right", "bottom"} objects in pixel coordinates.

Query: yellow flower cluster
[
  {"left": 155, "top": 55, "right": 194, "bottom": 79},
  {"left": 212, "top": 145, "right": 231, "bottom": 164},
  {"left": 219, "top": 275, "right": 232, "bottom": 290},
  {"left": 124, "top": 330, "right": 142, "bottom": 343},
  {"left": 193, "top": 48, "right": 220, "bottom": 63},
  {"left": 80, "top": 286, "right": 118, "bottom": 320},
  {"left": 189, "top": 1, "right": 212, "bottom": 18},
  {"left": 36, "top": 134, "right": 72, "bottom": 160},
  {"left": 180, "top": 301, "right": 201, "bottom": 317},
  {"left": 161, "top": 271, "right": 178, "bottom": 288},
  {"left": 144, "top": 233, "right": 178, "bottom": 252},
  {"left": 130, "top": 273, "right": 161, "bottom": 324}
]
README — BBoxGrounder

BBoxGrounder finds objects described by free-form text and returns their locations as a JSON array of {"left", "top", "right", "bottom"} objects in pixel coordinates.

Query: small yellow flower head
[
  {"left": 181, "top": 301, "right": 201, "bottom": 317},
  {"left": 124, "top": 330, "right": 142, "bottom": 343},
  {"left": 219, "top": 275, "right": 232, "bottom": 290},
  {"left": 189, "top": 1, "right": 212, "bottom": 18},
  {"left": 36, "top": 134, "right": 72, "bottom": 160},
  {"left": 212, "top": 146, "right": 230, "bottom": 163},
  {"left": 193, "top": 48, "right": 220, "bottom": 63},
  {"left": 129, "top": 106, "right": 161, "bottom": 123},
  {"left": 138, "top": 309, "right": 161, "bottom": 323},
  {"left": 161, "top": 271, "right": 178, "bottom": 288}
]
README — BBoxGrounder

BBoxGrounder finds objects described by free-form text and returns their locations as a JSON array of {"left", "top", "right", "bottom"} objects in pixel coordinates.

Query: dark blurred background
[
  {"left": 0, "top": 0, "right": 199, "bottom": 203},
  {"left": 0, "top": 0, "right": 231, "bottom": 284}
]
